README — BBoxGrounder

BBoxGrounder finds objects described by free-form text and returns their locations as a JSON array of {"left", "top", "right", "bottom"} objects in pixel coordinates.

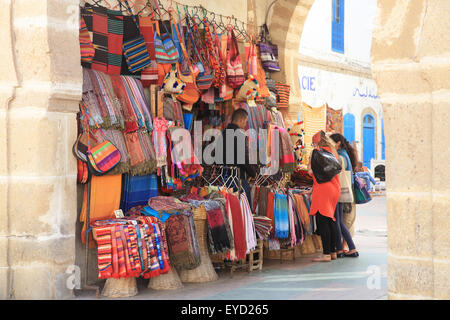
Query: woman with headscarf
[
  {"left": 307, "top": 131, "right": 341, "bottom": 262},
  {"left": 330, "top": 133, "right": 359, "bottom": 258}
]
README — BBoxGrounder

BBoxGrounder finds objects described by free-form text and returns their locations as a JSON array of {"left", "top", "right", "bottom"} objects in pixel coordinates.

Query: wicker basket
[
  {"left": 101, "top": 277, "right": 137, "bottom": 298},
  {"left": 148, "top": 264, "right": 183, "bottom": 290},
  {"left": 179, "top": 210, "right": 219, "bottom": 283}
]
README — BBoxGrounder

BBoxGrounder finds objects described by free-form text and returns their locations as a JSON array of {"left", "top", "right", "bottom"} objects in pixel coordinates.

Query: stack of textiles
[
  {"left": 253, "top": 216, "right": 272, "bottom": 240},
  {"left": 120, "top": 174, "right": 158, "bottom": 213},
  {"left": 143, "top": 196, "right": 201, "bottom": 270},
  {"left": 291, "top": 169, "right": 314, "bottom": 187},
  {"left": 91, "top": 215, "right": 170, "bottom": 279}
]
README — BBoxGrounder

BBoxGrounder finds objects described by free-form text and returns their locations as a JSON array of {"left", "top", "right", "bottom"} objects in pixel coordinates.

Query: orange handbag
[{"left": 173, "top": 19, "right": 200, "bottom": 105}]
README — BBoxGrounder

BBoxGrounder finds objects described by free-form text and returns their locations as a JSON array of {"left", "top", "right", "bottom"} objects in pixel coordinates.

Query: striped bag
[
  {"left": 226, "top": 27, "right": 245, "bottom": 89},
  {"left": 139, "top": 16, "right": 158, "bottom": 85},
  {"left": 87, "top": 139, "right": 122, "bottom": 176},
  {"left": 79, "top": 15, "right": 95, "bottom": 65},
  {"left": 122, "top": 0, "right": 151, "bottom": 73},
  {"left": 154, "top": 21, "right": 179, "bottom": 64}
]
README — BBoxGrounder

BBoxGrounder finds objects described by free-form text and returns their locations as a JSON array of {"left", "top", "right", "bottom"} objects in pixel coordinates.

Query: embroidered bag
[
  {"left": 226, "top": 26, "right": 245, "bottom": 88},
  {"left": 122, "top": 1, "right": 152, "bottom": 73},
  {"left": 259, "top": 23, "right": 280, "bottom": 72}
]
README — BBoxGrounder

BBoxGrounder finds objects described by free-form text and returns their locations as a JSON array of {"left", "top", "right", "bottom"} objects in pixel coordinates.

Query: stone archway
[
  {"left": 1, "top": 0, "right": 448, "bottom": 300},
  {"left": 267, "top": 0, "right": 450, "bottom": 299}
]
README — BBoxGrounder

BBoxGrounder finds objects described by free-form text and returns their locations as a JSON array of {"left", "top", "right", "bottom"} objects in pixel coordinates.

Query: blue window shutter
[{"left": 332, "top": 0, "right": 345, "bottom": 53}]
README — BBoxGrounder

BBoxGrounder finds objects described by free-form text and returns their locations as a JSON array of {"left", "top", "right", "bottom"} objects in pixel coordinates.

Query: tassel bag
[
  {"left": 259, "top": 24, "right": 280, "bottom": 72},
  {"left": 122, "top": 0, "right": 152, "bottom": 73},
  {"left": 226, "top": 26, "right": 245, "bottom": 89}
]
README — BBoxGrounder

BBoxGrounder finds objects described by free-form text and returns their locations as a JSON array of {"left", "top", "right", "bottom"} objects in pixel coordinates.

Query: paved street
[{"left": 76, "top": 195, "right": 387, "bottom": 300}]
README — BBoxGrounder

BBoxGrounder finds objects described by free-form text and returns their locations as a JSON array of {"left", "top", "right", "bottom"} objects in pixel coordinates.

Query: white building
[{"left": 298, "top": 0, "right": 385, "bottom": 173}]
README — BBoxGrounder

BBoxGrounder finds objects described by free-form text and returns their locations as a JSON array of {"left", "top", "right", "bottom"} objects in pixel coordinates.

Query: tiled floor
[{"left": 75, "top": 196, "right": 387, "bottom": 300}]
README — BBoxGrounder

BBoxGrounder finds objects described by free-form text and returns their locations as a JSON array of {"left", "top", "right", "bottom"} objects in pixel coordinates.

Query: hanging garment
[
  {"left": 226, "top": 192, "right": 247, "bottom": 260},
  {"left": 240, "top": 193, "right": 257, "bottom": 253},
  {"left": 288, "top": 195, "right": 297, "bottom": 247},
  {"left": 293, "top": 193, "right": 311, "bottom": 234},
  {"left": 266, "top": 191, "right": 275, "bottom": 235},
  {"left": 326, "top": 104, "right": 343, "bottom": 134},
  {"left": 274, "top": 193, "right": 290, "bottom": 239},
  {"left": 152, "top": 117, "right": 168, "bottom": 172},
  {"left": 80, "top": 174, "right": 122, "bottom": 246}
]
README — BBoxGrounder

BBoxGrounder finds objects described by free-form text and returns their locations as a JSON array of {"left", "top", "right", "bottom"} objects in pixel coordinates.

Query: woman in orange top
[{"left": 308, "top": 131, "right": 341, "bottom": 262}]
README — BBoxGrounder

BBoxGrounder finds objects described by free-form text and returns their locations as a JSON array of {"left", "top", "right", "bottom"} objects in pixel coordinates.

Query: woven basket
[
  {"left": 101, "top": 278, "right": 138, "bottom": 298},
  {"left": 148, "top": 264, "right": 184, "bottom": 290},
  {"left": 178, "top": 218, "right": 219, "bottom": 283},
  {"left": 192, "top": 204, "right": 207, "bottom": 220}
]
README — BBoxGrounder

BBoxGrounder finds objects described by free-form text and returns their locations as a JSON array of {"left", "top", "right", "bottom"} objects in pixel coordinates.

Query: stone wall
[
  {"left": 0, "top": 0, "right": 82, "bottom": 299},
  {"left": 371, "top": 0, "right": 450, "bottom": 299}
]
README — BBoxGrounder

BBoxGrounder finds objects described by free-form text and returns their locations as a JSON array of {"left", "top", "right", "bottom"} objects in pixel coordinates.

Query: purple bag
[{"left": 259, "top": 24, "right": 280, "bottom": 72}]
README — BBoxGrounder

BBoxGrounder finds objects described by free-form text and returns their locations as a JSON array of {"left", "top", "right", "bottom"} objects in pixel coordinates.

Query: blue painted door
[
  {"left": 343, "top": 113, "right": 355, "bottom": 143},
  {"left": 363, "top": 114, "right": 375, "bottom": 169}
]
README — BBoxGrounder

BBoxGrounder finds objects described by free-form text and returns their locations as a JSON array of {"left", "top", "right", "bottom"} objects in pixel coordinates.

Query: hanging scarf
[
  {"left": 226, "top": 193, "right": 247, "bottom": 260},
  {"left": 274, "top": 193, "right": 289, "bottom": 239},
  {"left": 293, "top": 193, "right": 311, "bottom": 234},
  {"left": 124, "top": 131, "right": 146, "bottom": 171},
  {"left": 240, "top": 193, "right": 257, "bottom": 253},
  {"left": 110, "top": 75, "right": 139, "bottom": 132},
  {"left": 288, "top": 195, "right": 297, "bottom": 247},
  {"left": 152, "top": 117, "right": 168, "bottom": 173},
  {"left": 257, "top": 186, "right": 268, "bottom": 216},
  {"left": 266, "top": 191, "right": 275, "bottom": 235}
]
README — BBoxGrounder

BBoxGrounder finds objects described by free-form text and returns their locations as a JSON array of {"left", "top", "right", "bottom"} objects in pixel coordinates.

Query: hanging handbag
[
  {"left": 354, "top": 175, "right": 372, "bottom": 204},
  {"left": 154, "top": 21, "right": 179, "bottom": 64},
  {"left": 172, "top": 19, "right": 200, "bottom": 105},
  {"left": 77, "top": 159, "right": 89, "bottom": 184},
  {"left": 75, "top": 104, "right": 121, "bottom": 176},
  {"left": 188, "top": 17, "right": 214, "bottom": 91},
  {"left": 226, "top": 26, "right": 246, "bottom": 89},
  {"left": 122, "top": 0, "right": 152, "bottom": 73},
  {"left": 259, "top": 23, "right": 280, "bottom": 72},
  {"left": 139, "top": 15, "right": 159, "bottom": 85},
  {"left": 310, "top": 147, "right": 342, "bottom": 184},
  {"left": 338, "top": 155, "right": 354, "bottom": 203},
  {"left": 161, "top": 64, "right": 186, "bottom": 95},
  {"left": 218, "top": 33, "right": 234, "bottom": 100}
]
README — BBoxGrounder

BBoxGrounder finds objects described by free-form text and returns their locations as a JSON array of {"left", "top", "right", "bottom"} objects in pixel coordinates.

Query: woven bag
[
  {"left": 122, "top": 0, "right": 151, "bottom": 73},
  {"left": 226, "top": 27, "right": 245, "bottom": 88},
  {"left": 259, "top": 24, "right": 280, "bottom": 72}
]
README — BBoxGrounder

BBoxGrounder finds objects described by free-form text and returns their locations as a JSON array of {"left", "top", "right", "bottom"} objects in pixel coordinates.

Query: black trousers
[{"left": 316, "top": 211, "right": 338, "bottom": 255}]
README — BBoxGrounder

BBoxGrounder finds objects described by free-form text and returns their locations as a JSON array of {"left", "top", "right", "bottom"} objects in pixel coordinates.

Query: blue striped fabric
[{"left": 121, "top": 174, "right": 158, "bottom": 212}]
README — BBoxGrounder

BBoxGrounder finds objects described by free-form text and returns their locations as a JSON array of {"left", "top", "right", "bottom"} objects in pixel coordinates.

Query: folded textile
[
  {"left": 148, "top": 196, "right": 192, "bottom": 213},
  {"left": 121, "top": 174, "right": 158, "bottom": 213},
  {"left": 253, "top": 216, "right": 272, "bottom": 240}
]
